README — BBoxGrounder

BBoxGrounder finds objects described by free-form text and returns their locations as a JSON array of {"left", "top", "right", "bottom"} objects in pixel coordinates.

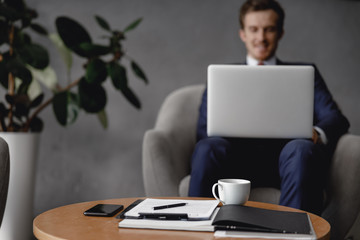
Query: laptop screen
[{"left": 207, "top": 65, "right": 314, "bottom": 139}]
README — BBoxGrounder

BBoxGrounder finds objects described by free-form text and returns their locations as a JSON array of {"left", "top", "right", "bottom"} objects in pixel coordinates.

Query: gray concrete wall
[{"left": 27, "top": 0, "right": 360, "bottom": 216}]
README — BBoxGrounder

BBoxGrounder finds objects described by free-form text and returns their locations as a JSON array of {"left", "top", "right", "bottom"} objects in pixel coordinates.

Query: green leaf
[
  {"left": 14, "top": 102, "right": 29, "bottom": 120},
  {"left": 25, "top": 73, "right": 42, "bottom": 101},
  {"left": 78, "top": 78, "right": 107, "bottom": 113},
  {"left": 30, "top": 23, "right": 48, "bottom": 35},
  {"left": 0, "top": 103, "right": 8, "bottom": 117},
  {"left": 0, "top": 2, "right": 22, "bottom": 21},
  {"left": 49, "top": 33, "right": 72, "bottom": 71},
  {"left": 106, "top": 61, "right": 141, "bottom": 108},
  {"left": 0, "top": 20, "right": 8, "bottom": 45},
  {"left": 95, "top": 15, "right": 111, "bottom": 31},
  {"left": 124, "top": 18, "right": 142, "bottom": 33},
  {"left": 56, "top": 16, "right": 92, "bottom": 57},
  {"left": 0, "top": 60, "right": 8, "bottom": 89},
  {"left": 29, "top": 93, "right": 44, "bottom": 109},
  {"left": 97, "top": 109, "right": 108, "bottom": 129},
  {"left": 13, "top": 30, "right": 31, "bottom": 47},
  {"left": 66, "top": 92, "right": 80, "bottom": 125},
  {"left": 18, "top": 43, "right": 49, "bottom": 69},
  {"left": 17, "top": 82, "right": 30, "bottom": 95},
  {"left": 7, "top": 58, "right": 32, "bottom": 84},
  {"left": 107, "top": 61, "right": 127, "bottom": 90},
  {"left": 21, "top": 16, "right": 32, "bottom": 29},
  {"left": 9, "top": 93, "right": 31, "bottom": 119},
  {"left": 29, "top": 117, "right": 43, "bottom": 132},
  {"left": 78, "top": 42, "right": 110, "bottom": 57},
  {"left": 28, "top": 65, "right": 58, "bottom": 92},
  {"left": 121, "top": 86, "right": 141, "bottom": 109},
  {"left": 4, "top": 0, "right": 26, "bottom": 13},
  {"left": 0, "top": 103, "right": 8, "bottom": 129},
  {"left": 86, "top": 58, "right": 107, "bottom": 84},
  {"left": 131, "top": 61, "right": 148, "bottom": 84},
  {"left": 52, "top": 91, "right": 68, "bottom": 126},
  {"left": 52, "top": 91, "right": 79, "bottom": 126},
  {"left": 5, "top": 94, "right": 15, "bottom": 105}
]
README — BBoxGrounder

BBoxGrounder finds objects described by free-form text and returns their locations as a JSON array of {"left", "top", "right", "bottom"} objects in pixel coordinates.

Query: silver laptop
[{"left": 207, "top": 65, "right": 314, "bottom": 139}]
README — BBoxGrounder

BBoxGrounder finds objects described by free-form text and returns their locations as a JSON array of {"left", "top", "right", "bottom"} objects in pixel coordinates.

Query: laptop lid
[{"left": 207, "top": 65, "right": 314, "bottom": 139}]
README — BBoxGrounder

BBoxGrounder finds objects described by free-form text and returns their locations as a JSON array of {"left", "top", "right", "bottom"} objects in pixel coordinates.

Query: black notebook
[{"left": 212, "top": 205, "right": 311, "bottom": 234}]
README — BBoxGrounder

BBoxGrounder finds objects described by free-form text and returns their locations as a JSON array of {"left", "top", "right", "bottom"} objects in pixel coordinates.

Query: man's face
[{"left": 239, "top": 9, "right": 283, "bottom": 61}]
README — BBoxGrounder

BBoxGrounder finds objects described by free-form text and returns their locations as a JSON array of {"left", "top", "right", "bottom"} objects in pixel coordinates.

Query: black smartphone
[{"left": 83, "top": 204, "right": 124, "bottom": 217}]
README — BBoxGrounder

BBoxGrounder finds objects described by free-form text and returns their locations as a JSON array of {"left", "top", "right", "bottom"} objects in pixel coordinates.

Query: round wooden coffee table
[{"left": 33, "top": 197, "right": 330, "bottom": 240}]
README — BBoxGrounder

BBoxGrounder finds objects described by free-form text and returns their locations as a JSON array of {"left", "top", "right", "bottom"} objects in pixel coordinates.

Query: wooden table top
[{"left": 33, "top": 197, "right": 330, "bottom": 240}]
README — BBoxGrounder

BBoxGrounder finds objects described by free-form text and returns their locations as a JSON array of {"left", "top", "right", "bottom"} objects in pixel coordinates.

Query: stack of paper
[
  {"left": 118, "top": 198, "right": 317, "bottom": 239},
  {"left": 119, "top": 208, "right": 219, "bottom": 232},
  {"left": 118, "top": 198, "right": 219, "bottom": 231}
]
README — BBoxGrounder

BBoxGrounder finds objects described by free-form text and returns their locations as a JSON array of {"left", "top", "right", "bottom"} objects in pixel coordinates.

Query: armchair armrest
[
  {"left": 142, "top": 85, "right": 205, "bottom": 197},
  {"left": 0, "top": 137, "right": 9, "bottom": 227},
  {"left": 322, "top": 134, "right": 360, "bottom": 239},
  {"left": 142, "top": 129, "right": 180, "bottom": 196}
]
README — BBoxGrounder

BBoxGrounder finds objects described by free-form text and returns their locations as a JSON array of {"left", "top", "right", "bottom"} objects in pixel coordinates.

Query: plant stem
[
  {"left": 7, "top": 24, "right": 15, "bottom": 131},
  {"left": 60, "top": 76, "right": 82, "bottom": 92},
  {"left": 8, "top": 25, "right": 15, "bottom": 95},
  {"left": 24, "top": 77, "right": 82, "bottom": 131}
]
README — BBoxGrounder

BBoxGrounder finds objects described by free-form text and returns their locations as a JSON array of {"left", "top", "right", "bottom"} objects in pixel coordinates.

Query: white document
[
  {"left": 119, "top": 208, "right": 219, "bottom": 232},
  {"left": 124, "top": 198, "right": 219, "bottom": 220}
]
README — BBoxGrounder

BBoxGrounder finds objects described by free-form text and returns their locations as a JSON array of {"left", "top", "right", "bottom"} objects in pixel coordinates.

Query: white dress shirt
[{"left": 246, "top": 55, "right": 277, "bottom": 66}]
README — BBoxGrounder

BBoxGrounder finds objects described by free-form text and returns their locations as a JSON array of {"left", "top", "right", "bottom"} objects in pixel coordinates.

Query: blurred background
[{"left": 25, "top": 0, "right": 360, "bottom": 217}]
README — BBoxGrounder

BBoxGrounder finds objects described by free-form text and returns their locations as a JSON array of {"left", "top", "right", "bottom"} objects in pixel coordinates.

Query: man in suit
[{"left": 188, "top": 0, "right": 350, "bottom": 215}]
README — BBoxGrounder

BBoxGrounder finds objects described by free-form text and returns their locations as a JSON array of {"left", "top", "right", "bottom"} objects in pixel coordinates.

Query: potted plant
[{"left": 0, "top": 0, "right": 148, "bottom": 239}]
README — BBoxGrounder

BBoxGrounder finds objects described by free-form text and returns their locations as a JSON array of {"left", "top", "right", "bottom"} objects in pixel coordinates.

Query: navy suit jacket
[{"left": 196, "top": 60, "right": 350, "bottom": 152}]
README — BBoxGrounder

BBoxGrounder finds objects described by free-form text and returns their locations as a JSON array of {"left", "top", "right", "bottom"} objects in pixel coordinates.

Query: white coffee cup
[{"left": 212, "top": 179, "right": 251, "bottom": 205}]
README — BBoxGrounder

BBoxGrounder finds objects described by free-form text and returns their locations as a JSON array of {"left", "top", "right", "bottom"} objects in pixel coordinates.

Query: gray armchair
[
  {"left": 143, "top": 84, "right": 360, "bottom": 240},
  {"left": 0, "top": 137, "right": 9, "bottom": 227}
]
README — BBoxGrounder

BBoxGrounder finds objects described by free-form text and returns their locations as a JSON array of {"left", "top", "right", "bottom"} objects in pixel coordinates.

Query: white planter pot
[{"left": 0, "top": 132, "right": 40, "bottom": 240}]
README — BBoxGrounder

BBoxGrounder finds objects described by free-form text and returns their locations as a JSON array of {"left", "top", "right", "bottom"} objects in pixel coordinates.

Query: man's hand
[{"left": 312, "top": 128, "right": 322, "bottom": 144}]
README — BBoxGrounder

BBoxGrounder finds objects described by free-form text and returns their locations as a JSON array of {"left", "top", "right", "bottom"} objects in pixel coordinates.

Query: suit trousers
[{"left": 188, "top": 137, "right": 329, "bottom": 215}]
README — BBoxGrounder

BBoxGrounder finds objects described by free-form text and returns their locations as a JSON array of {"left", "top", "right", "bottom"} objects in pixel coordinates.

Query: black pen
[
  {"left": 153, "top": 202, "right": 187, "bottom": 210},
  {"left": 139, "top": 213, "right": 188, "bottom": 220}
]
